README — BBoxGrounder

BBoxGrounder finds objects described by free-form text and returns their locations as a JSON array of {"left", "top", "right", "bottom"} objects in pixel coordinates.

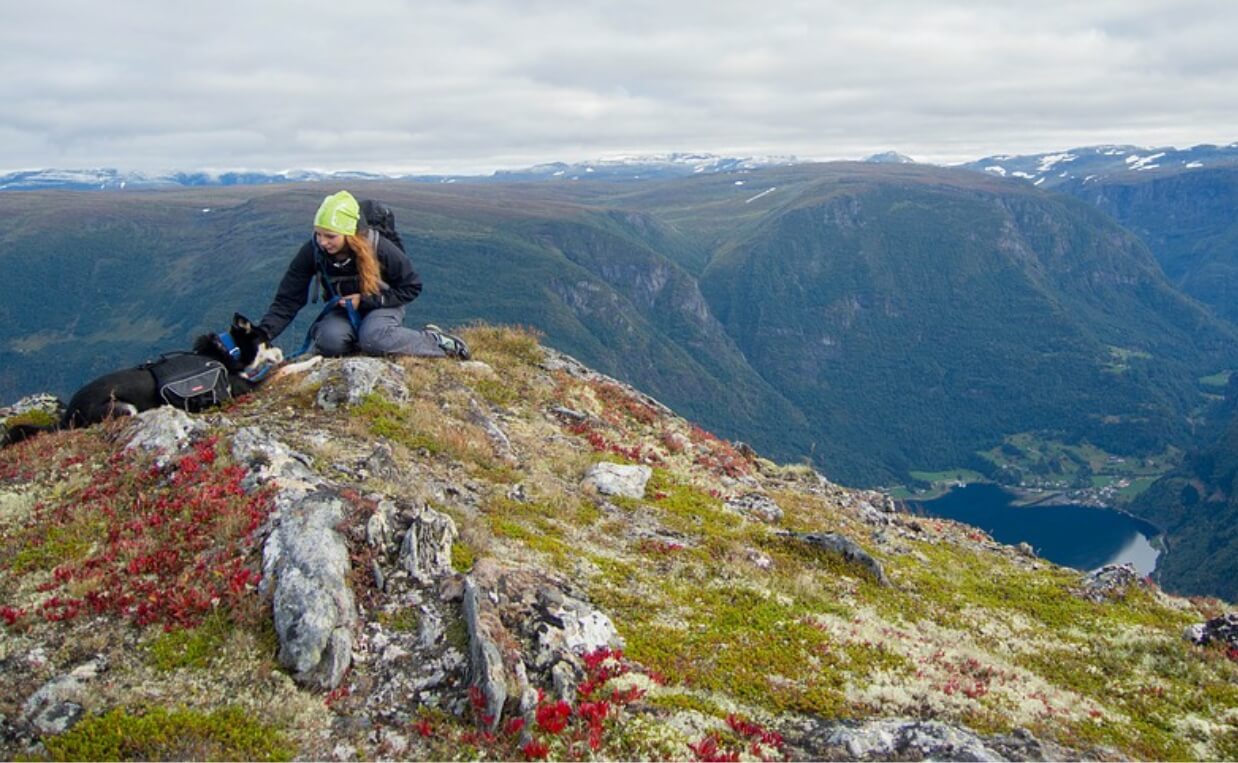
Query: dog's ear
[{"left": 233, "top": 313, "right": 254, "bottom": 332}]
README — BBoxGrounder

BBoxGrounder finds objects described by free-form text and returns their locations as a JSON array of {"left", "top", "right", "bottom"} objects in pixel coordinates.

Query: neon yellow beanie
[{"left": 314, "top": 191, "right": 360, "bottom": 235}]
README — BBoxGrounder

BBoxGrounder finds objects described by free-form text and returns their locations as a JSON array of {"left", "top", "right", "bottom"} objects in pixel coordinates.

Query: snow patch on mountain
[{"left": 960, "top": 142, "right": 1238, "bottom": 189}]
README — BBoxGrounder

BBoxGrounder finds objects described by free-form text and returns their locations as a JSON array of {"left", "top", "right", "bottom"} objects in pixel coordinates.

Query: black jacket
[{"left": 258, "top": 233, "right": 423, "bottom": 341}]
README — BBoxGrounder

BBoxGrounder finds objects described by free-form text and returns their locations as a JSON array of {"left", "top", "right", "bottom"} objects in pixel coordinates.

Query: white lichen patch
[{"left": 0, "top": 488, "right": 38, "bottom": 529}]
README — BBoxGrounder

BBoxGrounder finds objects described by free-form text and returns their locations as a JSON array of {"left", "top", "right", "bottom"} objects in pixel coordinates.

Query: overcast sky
[{"left": 2, "top": 0, "right": 1236, "bottom": 175}]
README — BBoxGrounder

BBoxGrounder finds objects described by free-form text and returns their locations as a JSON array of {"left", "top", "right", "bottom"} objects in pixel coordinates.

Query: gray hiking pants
[{"left": 311, "top": 306, "right": 445, "bottom": 357}]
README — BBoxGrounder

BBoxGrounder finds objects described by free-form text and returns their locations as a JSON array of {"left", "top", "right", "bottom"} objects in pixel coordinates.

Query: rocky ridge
[{"left": 0, "top": 325, "right": 1234, "bottom": 761}]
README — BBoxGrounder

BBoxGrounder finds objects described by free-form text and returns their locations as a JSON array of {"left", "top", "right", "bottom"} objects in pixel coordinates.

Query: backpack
[
  {"left": 359, "top": 199, "right": 405, "bottom": 252},
  {"left": 144, "top": 353, "right": 232, "bottom": 413}
]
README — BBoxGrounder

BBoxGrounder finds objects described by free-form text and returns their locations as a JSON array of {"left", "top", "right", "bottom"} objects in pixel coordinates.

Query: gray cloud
[{"left": 2, "top": 0, "right": 1235, "bottom": 173}]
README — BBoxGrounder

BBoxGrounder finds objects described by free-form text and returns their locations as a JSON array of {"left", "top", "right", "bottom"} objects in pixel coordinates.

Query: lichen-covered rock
[
  {"left": 582, "top": 462, "right": 652, "bottom": 499},
  {"left": 531, "top": 586, "right": 623, "bottom": 670},
  {"left": 366, "top": 499, "right": 398, "bottom": 551},
  {"left": 311, "top": 357, "right": 408, "bottom": 411},
  {"left": 0, "top": 393, "right": 63, "bottom": 420},
  {"left": 813, "top": 718, "right": 1006, "bottom": 761},
  {"left": 1184, "top": 612, "right": 1238, "bottom": 649},
  {"left": 20, "top": 658, "right": 104, "bottom": 737},
  {"left": 363, "top": 441, "right": 403, "bottom": 482},
  {"left": 230, "top": 425, "right": 325, "bottom": 497},
  {"left": 725, "top": 493, "right": 784, "bottom": 523},
  {"left": 463, "top": 577, "right": 509, "bottom": 731},
  {"left": 399, "top": 505, "right": 459, "bottom": 584},
  {"left": 0, "top": 394, "right": 64, "bottom": 444},
  {"left": 123, "top": 406, "right": 206, "bottom": 455},
  {"left": 780, "top": 530, "right": 891, "bottom": 586},
  {"left": 263, "top": 489, "right": 356, "bottom": 690},
  {"left": 1077, "top": 562, "right": 1142, "bottom": 602}
]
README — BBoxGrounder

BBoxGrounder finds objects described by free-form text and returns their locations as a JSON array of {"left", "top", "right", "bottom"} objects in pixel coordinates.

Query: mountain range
[
  {"left": 5, "top": 142, "right": 1237, "bottom": 192},
  {"left": 0, "top": 154, "right": 804, "bottom": 192},
  {"left": 2, "top": 164, "right": 1232, "bottom": 485},
  {"left": 962, "top": 142, "right": 1238, "bottom": 189}
]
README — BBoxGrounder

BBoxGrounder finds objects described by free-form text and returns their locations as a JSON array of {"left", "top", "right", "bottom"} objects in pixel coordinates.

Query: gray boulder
[
  {"left": 821, "top": 718, "right": 1006, "bottom": 761},
  {"left": 263, "top": 489, "right": 357, "bottom": 690},
  {"left": 1078, "top": 563, "right": 1141, "bottom": 602},
  {"left": 583, "top": 462, "right": 652, "bottom": 499},
  {"left": 1184, "top": 612, "right": 1238, "bottom": 649},
  {"left": 123, "top": 407, "right": 207, "bottom": 456},
  {"left": 311, "top": 357, "right": 408, "bottom": 411},
  {"left": 398, "top": 505, "right": 459, "bottom": 584},
  {"left": 779, "top": 531, "right": 891, "bottom": 587}
]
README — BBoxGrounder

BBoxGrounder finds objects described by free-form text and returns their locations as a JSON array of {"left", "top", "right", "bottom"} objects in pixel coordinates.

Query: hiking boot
[{"left": 424, "top": 324, "right": 471, "bottom": 360}]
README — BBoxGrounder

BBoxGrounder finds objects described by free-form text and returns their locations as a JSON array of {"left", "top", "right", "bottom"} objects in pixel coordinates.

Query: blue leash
[
  {"left": 284, "top": 238, "right": 364, "bottom": 361},
  {"left": 286, "top": 300, "right": 361, "bottom": 361}
]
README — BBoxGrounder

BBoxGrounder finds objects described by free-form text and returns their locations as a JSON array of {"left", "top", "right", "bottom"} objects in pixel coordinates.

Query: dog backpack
[{"left": 144, "top": 353, "right": 232, "bottom": 413}]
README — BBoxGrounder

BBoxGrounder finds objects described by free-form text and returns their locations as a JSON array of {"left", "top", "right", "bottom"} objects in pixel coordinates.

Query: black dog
[{"left": 3, "top": 314, "right": 282, "bottom": 444}]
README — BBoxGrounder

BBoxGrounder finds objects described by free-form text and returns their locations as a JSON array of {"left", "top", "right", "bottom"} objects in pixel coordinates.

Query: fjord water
[{"left": 910, "top": 483, "right": 1162, "bottom": 574}]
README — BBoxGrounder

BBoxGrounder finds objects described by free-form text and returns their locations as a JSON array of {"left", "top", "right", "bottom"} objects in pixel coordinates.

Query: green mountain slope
[
  {"left": 1132, "top": 382, "right": 1238, "bottom": 600},
  {"left": 1060, "top": 167, "right": 1238, "bottom": 325},
  {"left": 683, "top": 165, "right": 1236, "bottom": 484}
]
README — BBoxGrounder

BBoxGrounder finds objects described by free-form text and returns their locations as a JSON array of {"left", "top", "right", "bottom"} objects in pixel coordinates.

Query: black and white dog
[{"left": 3, "top": 314, "right": 282, "bottom": 444}]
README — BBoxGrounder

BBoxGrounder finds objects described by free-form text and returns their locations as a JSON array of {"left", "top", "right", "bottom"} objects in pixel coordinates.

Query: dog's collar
[
  {"left": 238, "top": 363, "right": 272, "bottom": 383},
  {"left": 216, "top": 332, "right": 241, "bottom": 361}
]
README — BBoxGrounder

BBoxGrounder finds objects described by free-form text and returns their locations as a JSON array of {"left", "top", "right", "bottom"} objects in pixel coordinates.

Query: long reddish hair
[{"left": 343, "top": 233, "right": 381, "bottom": 296}]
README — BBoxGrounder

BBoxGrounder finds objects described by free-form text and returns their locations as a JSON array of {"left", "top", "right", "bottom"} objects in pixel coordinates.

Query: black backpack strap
[{"left": 310, "top": 236, "right": 336, "bottom": 303}]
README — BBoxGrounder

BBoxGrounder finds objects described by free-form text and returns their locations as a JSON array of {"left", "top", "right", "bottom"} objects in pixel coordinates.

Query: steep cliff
[
  {"left": 1059, "top": 167, "right": 1238, "bottom": 326},
  {"left": 1, "top": 327, "right": 1234, "bottom": 761}
]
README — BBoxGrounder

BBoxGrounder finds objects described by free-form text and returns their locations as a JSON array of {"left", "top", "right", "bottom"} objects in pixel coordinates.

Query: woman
[{"left": 257, "top": 191, "right": 469, "bottom": 359}]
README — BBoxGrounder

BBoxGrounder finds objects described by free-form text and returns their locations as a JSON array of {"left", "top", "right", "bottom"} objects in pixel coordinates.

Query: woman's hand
[{"left": 338, "top": 294, "right": 361, "bottom": 310}]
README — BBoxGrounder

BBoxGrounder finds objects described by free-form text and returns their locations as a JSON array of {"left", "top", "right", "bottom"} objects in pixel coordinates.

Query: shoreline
[
  {"left": 902, "top": 480, "right": 1166, "bottom": 536},
  {"left": 899, "top": 480, "right": 1168, "bottom": 577}
]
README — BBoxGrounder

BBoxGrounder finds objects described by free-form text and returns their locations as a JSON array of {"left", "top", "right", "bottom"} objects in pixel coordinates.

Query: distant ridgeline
[
  {"left": 0, "top": 162, "right": 1235, "bottom": 496},
  {"left": 962, "top": 143, "right": 1238, "bottom": 325}
]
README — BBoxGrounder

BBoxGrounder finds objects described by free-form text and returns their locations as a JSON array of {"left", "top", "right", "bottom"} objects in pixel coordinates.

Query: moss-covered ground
[{"left": 1, "top": 324, "right": 1233, "bottom": 761}]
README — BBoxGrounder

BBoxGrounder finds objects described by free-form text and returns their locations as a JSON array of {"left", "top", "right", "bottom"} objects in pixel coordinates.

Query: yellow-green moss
[
  {"left": 619, "top": 582, "right": 909, "bottom": 718},
  {"left": 473, "top": 378, "right": 519, "bottom": 407},
  {"left": 352, "top": 394, "right": 445, "bottom": 455},
  {"left": 645, "top": 470, "right": 737, "bottom": 540},
  {"left": 481, "top": 497, "right": 575, "bottom": 565},
  {"left": 9, "top": 518, "right": 106, "bottom": 574},
  {"left": 146, "top": 611, "right": 232, "bottom": 671},
  {"left": 646, "top": 691, "right": 726, "bottom": 717},
  {"left": 468, "top": 461, "right": 523, "bottom": 484},
  {"left": 3, "top": 409, "right": 57, "bottom": 429},
  {"left": 451, "top": 541, "right": 476, "bottom": 573},
  {"left": 377, "top": 606, "right": 421, "bottom": 633},
  {"left": 39, "top": 706, "right": 293, "bottom": 761},
  {"left": 445, "top": 617, "right": 470, "bottom": 653},
  {"left": 462, "top": 324, "right": 544, "bottom": 369}
]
